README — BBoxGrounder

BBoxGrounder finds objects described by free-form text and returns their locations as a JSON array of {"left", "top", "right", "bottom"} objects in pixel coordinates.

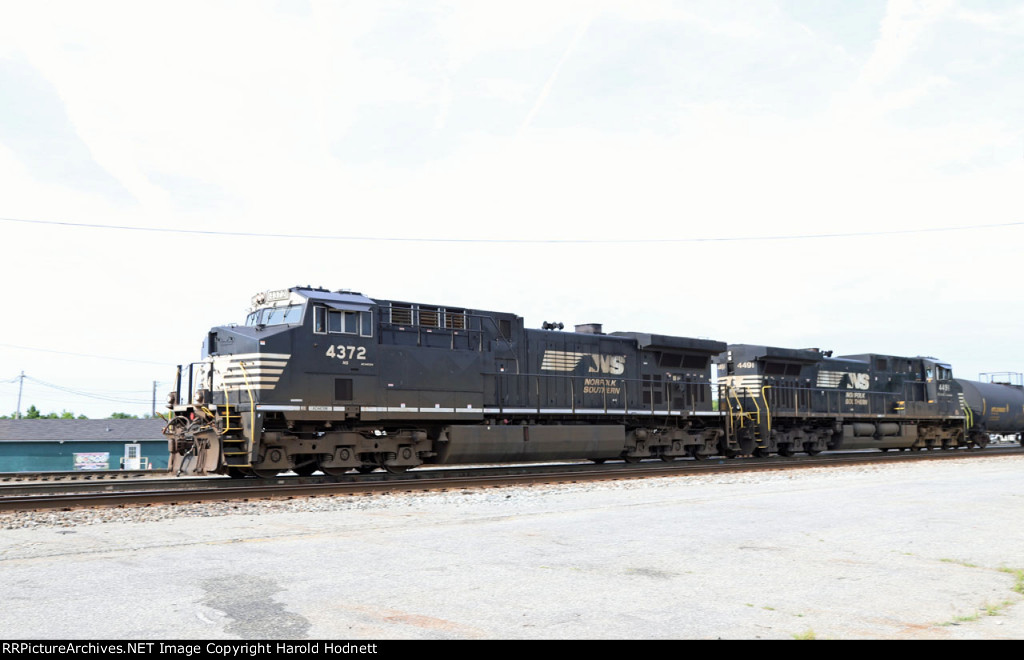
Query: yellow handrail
[
  {"left": 760, "top": 385, "right": 772, "bottom": 432},
  {"left": 748, "top": 388, "right": 761, "bottom": 426},
  {"left": 237, "top": 361, "right": 257, "bottom": 444},
  {"left": 729, "top": 387, "right": 746, "bottom": 425}
]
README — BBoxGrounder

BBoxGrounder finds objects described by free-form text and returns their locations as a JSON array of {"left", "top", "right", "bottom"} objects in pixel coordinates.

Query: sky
[{"left": 0, "top": 0, "right": 1022, "bottom": 418}]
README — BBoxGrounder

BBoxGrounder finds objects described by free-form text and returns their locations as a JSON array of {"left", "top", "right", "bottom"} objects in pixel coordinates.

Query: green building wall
[{"left": 0, "top": 440, "right": 170, "bottom": 472}]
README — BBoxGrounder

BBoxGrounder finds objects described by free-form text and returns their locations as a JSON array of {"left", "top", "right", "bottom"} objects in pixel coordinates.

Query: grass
[
  {"left": 998, "top": 566, "right": 1024, "bottom": 595},
  {"left": 934, "top": 563, "right": 1024, "bottom": 627},
  {"left": 940, "top": 601, "right": 1013, "bottom": 626},
  {"left": 947, "top": 612, "right": 980, "bottom": 624},
  {"left": 984, "top": 601, "right": 1012, "bottom": 616},
  {"left": 792, "top": 629, "right": 816, "bottom": 640}
]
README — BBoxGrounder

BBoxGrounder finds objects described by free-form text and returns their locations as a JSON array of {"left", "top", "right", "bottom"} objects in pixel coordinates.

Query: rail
[{"left": 5, "top": 447, "right": 1020, "bottom": 512}]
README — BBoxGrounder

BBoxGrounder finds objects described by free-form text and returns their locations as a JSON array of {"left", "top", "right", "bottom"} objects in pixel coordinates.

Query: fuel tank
[{"left": 955, "top": 379, "right": 1024, "bottom": 435}]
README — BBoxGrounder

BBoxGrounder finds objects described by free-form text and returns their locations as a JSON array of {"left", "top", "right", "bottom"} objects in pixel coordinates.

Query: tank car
[
  {"left": 163, "top": 286, "right": 732, "bottom": 477},
  {"left": 956, "top": 373, "right": 1024, "bottom": 447}
]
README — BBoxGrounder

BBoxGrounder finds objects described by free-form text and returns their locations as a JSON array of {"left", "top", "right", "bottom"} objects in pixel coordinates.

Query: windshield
[{"left": 246, "top": 304, "right": 303, "bottom": 327}]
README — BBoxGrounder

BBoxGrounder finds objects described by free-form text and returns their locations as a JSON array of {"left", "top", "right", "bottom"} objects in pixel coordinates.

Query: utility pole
[
  {"left": 16, "top": 371, "right": 24, "bottom": 419},
  {"left": 152, "top": 381, "right": 157, "bottom": 418}
]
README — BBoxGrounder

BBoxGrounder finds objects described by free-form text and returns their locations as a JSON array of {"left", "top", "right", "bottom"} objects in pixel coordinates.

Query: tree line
[{"left": 0, "top": 405, "right": 159, "bottom": 419}]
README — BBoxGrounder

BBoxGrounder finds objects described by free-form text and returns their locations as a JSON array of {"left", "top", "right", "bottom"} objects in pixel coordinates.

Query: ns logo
[
  {"left": 847, "top": 373, "right": 870, "bottom": 390},
  {"left": 540, "top": 350, "right": 626, "bottom": 375},
  {"left": 589, "top": 355, "right": 626, "bottom": 375}
]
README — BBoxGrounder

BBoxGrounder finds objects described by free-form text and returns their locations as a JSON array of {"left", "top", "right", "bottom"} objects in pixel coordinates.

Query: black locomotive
[
  {"left": 716, "top": 346, "right": 1018, "bottom": 455},
  {"left": 163, "top": 286, "right": 1024, "bottom": 476}
]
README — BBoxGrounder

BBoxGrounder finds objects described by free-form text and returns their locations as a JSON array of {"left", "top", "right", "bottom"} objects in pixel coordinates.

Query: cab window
[{"left": 326, "top": 309, "right": 372, "bottom": 337}]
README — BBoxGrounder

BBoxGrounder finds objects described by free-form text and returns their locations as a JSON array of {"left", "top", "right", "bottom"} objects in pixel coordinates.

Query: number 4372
[{"left": 326, "top": 345, "right": 367, "bottom": 361}]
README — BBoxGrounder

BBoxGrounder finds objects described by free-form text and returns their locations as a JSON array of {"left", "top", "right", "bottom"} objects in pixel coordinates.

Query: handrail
[
  {"left": 493, "top": 370, "right": 713, "bottom": 416},
  {"left": 760, "top": 385, "right": 772, "bottom": 433},
  {"left": 236, "top": 362, "right": 257, "bottom": 447}
]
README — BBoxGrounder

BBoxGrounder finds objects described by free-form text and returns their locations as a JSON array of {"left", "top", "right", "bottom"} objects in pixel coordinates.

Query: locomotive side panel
[
  {"left": 362, "top": 300, "right": 508, "bottom": 422},
  {"left": 436, "top": 328, "right": 636, "bottom": 463},
  {"left": 519, "top": 328, "right": 637, "bottom": 415},
  {"left": 370, "top": 347, "right": 484, "bottom": 420}
]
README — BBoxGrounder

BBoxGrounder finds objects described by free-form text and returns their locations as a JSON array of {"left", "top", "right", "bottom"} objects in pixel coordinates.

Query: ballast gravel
[{"left": 1, "top": 455, "right": 1022, "bottom": 640}]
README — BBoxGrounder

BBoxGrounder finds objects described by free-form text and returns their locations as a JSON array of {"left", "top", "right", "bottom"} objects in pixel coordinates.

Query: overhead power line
[
  {"left": 3, "top": 215, "right": 1023, "bottom": 244},
  {"left": 17, "top": 375, "right": 154, "bottom": 405},
  {"left": 0, "top": 342, "right": 172, "bottom": 366}
]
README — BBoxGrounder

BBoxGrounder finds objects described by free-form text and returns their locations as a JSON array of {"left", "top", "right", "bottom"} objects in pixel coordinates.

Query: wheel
[
  {"left": 356, "top": 465, "right": 377, "bottom": 474},
  {"left": 777, "top": 445, "right": 795, "bottom": 457},
  {"left": 660, "top": 455, "right": 677, "bottom": 462},
  {"left": 879, "top": 448, "right": 889, "bottom": 453},
  {"left": 623, "top": 455, "right": 642, "bottom": 464},
  {"left": 382, "top": 463, "right": 410, "bottom": 474},
  {"left": 753, "top": 447, "right": 770, "bottom": 458},
  {"left": 320, "top": 467, "right": 351, "bottom": 477},
  {"left": 252, "top": 469, "right": 281, "bottom": 478},
  {"left": 292, "top": 463, "right": 317, "bottom": 476},
  {"left": 687, "top": 446, "right": 706, "bottom": 461},
  {"left": 589, "top": 458, "right": 607, "bottom": 464},
  {"left": 226, "top": 466, "right": 252, "bottom": 479}
]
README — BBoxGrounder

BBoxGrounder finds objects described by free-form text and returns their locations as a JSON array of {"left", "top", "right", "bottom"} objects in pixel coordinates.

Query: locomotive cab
[
  {"left": 840, "top": 354, "right": 959, "bottom": 418},
  {"left": 166, "top": 286, "right": 380, "bottom": 477},
  {"left": 921, "top": 358, "right": 955, "bottom": 410}
]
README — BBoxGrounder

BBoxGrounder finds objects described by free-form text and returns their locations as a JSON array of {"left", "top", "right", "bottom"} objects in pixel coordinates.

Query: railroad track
[
  {"left": 2, "top": 445, "right": 1021, "bottom": 513},
  {"left": 0, "top": 469, "right": 168, "bottom": 483}
]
